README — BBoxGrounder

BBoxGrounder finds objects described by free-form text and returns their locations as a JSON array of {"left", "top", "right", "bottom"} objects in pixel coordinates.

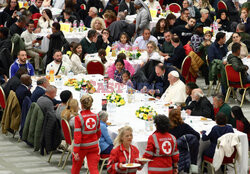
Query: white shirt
[
  {"left": 70, "top": 53, "right": 86, "bottom": 75},
  {"left": 133, "top": 35, "right": 158, "bottom": 50},
  {"left": 46, "top": 60, "right": 71, "bottom": 75},
  {"left": 160, "top": 79, "right": 187, "bottom": 104},
  {"left": 38, "top": 17, "right": 53, "bottom": 29},
  {"left": 21, "top": 30, "right": 36, "bottom": 50}
]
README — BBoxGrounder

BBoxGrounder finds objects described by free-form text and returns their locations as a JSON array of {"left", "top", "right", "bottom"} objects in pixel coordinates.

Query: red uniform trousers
[{"left": 71, "top": 147, "right": 100, "bottom": 174}]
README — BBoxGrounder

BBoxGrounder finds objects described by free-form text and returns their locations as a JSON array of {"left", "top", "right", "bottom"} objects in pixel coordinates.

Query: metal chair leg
[
  {"left": 240, "top": 89, "right": 247, "bottom": 107},
  {"left": 215, "top": 81, "right": 221, "bottom": 94},
  {"left": 99, "top": 158, "right": 108, "bottom": 173},
  {"left": 201, "top": 161, "right": 205, "bottom": 173},
  {"left": 48, "top": 151, "right": 53, "bottom": 163},
  {"left": 207, "top": 81, "right": 213, "bottom": 96},
  {"left": 58, "top": 147, "right": 67, "bottom": 167},
  {"left": 234, "top": 163, "right": 237, "bottom": 174},
  {"left": 62, "top": 151, "right": 71, "bottom": 170},
  {"left": 225, "top": 87, "right": 231, "bottom": 103}
]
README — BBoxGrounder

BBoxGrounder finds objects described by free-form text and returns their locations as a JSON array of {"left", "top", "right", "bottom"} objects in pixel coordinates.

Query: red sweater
[{"left": 73, "top": 110, "right": 101, "bottom": 153}]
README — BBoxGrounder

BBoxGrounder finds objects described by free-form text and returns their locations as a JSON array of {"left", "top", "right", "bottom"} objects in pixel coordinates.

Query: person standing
[{"left": 72, "top": 95, "right": 101, "bottom": 174}]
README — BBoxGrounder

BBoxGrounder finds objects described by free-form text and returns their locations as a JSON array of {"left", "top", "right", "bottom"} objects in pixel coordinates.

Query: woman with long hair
[
  {"left": 151, "top": 18, "right": 168, "bottom": 46},
  {"left": 91, "top": 17, "right": 106, "bottom": 33},
  {"left": 70, "top": 43, "right": 86, "bottom": 75},
  {"left": 240, "top": 8, "right": 250, "bottom": 34},
  {"left": 38, "top": 9, "right": 53, "bottom": 29},
  {"left": 166, "top": 13, "right": 176, "bottom": 30},
  {"left": 3, "top": 0, "right": 19, "bottom": 17},
  {"left": 141, "top": 41, "right": 163, "bottom": 66}
]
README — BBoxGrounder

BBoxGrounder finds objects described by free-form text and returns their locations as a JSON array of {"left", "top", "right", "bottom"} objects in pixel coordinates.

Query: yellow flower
[
  {"left": 120, "top": 99, "right": 125, "bottom": 105},
  {"left": 143, "top": 114, "right": 148, "bottom": 120}
]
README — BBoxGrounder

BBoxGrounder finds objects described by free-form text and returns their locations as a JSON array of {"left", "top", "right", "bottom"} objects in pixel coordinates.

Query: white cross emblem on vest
[
  {"left": 86, "top": 118, "right": 96, "bottom": 129},
  {"left": 162, "top": 141, "right": 172, "bottom": 155}
]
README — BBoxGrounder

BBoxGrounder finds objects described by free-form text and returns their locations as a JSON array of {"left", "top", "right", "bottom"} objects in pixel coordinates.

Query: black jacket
[
  {"left": 0, "top": 48, "right": 13, "bottom": 78},
  {"left": 118, "top": 1, "right": 136, "bottom": 15},
  {"left": 187, "top": 96, "right": 214, "bottom": 120},
  {"left": 40, "top": 111, "right": 62, "bottom": 155},
  {"left": 15, "top": 84, "right": 31, "bottom": 108},
  {"left": 3, "top": 73, "right": 21, "bottom": 98},
  {"left": 177, "top": 134, "right": 200, "bottom": 172},
  {"left": 86, "top": 0, "right": 104, "bottom": 11},
  {"left": 108, "top": 20, "right": 135, "bottom": 41},
  {"left": 28, "top": 5, "right": 40, "bottom": 14},
  {"left": 96, "top": 35, "right": 113, "bottom": 50},
  {"left": 164, "top": 44, "right": 186, "bottom": 69}
]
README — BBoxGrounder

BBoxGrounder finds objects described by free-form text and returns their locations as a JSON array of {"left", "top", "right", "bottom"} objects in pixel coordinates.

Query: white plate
[
  {"left": 136, "top": 158, "right": 153, "bottom": 162},
  {"left": 122, "top": 163, "right": 141, "bottom": 168}
]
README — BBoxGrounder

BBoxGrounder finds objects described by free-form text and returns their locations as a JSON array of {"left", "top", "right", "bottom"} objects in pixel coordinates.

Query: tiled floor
[{"left": 0, "top": 77, "right": 249, "bottom": 174}]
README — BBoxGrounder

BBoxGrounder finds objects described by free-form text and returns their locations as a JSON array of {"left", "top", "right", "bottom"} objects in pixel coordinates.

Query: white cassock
[{"left": 160, "top": 79, "right": 187, "bottom": 104}]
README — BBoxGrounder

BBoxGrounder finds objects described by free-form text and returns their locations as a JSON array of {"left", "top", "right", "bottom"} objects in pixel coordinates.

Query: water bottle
[
  {"left": 54, "top": 18, "right": 58, "bottom": 23},
  {"left": 73, "top": 20, "right": 77, "bottom": 32},
  {"left": 79, "top": 20, "right": 84, "bottom": 32}
]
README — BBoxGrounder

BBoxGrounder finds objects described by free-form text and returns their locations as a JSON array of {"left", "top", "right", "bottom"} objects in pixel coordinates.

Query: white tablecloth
[
  {"left": 32, "top": 74, "right": 248, "bottom": 174},
  {"left": 211, "top": 31, "right": 233, "bottom": 42},
  {"left": 242, "top": 57, "right": 250, "bottom": 75},
  {"left": 34, "top": 29, "right": 88, "bottom": 52}
]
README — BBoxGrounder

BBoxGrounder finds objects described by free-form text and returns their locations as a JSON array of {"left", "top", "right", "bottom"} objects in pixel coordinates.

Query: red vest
[
  {"left": 143, "top": 131, "right": 179, "bottom": 174},
  {"left": 73, "top": 110, "right": 101, "bottom": 153}
]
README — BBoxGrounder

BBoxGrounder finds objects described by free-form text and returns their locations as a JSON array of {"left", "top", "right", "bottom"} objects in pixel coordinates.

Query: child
[
  {"left": 190, "top": 23, "right": 204, "bottom": 53},
  {"left": 98, "top": 48, "right": 107, "bottom": 64},
  {"left": 115, "top": 32, "right": 132, "bottom": 51},
  {"left": 122, "top": 70, "right": 134, "bottom": 88},
  {"left": 114, "top": 58, "right": 126, "bottom": 83},
  {"left": 70, "top": 43, "right": 86, "bottom": 75}
]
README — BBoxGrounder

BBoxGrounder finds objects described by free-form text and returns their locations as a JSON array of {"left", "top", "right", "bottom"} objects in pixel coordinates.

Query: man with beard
[
  {"left": 45, "top": 50, "right": 71, "bottom": 76},
  {"left": 172, "top": 17, "right": 196, "bottom": 45}
]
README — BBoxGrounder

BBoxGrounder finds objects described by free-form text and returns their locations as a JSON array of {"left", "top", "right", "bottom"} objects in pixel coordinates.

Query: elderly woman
[
  {"left": 99, "top": 111, "right": 114, "bottom": 154},
  {"left": 143, "top": 114, "right": 179, "bottom": 174},
  {"left": 72, "top": 95, "right": 101, "bottom": 174},
  {"left": 134, "top": 0, "right": 152, "bottom": 36},
  {"left": 91, "top": 17, "right": 106, "bottom": 34},
  {"left": 201, "top": 112, "right": 234, "bottom": 158},
  {"left": 168, "top": 109, "right": 200, "bottom": 140},
  {"left": 227, "top": 32, "right": 248, "bottom": 58},
  {"left": 182, "top": 0, "right": 201, "bottom": 19},
  {"left": 107, "top": 126, "right": 143, "bottom": 173}
]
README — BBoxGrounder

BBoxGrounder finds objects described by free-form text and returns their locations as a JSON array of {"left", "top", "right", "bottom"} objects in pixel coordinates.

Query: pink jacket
[{"left": 108, "top": 60, "right": 135, "bottom": 79}]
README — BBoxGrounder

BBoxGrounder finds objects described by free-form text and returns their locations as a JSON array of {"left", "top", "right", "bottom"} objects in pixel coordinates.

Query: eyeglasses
[{"left": 103, "top": 32, "right": 109, "bottom": 34}]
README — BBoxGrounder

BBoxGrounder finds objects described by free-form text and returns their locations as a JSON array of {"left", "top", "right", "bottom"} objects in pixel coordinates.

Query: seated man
[
  {"left": 160, "top": 70, "right": 187, "bottom": 104},
  {"left": 186, "top": 88, "right": 214, "bottom": 119},
  {"left": 164, "top": 34, "right": 186, "bottom": 69},
  {"left": 161, "top": 31, "right": 174, "bottom": 57},
  {"left": 9, "top": 15, "right": 26, "bottom": 36},
  {"left": 133, "top": 28, "right": 158, "bottom": 51},
  {"left": 37, "top": 85, "right": 57, "bottom": 116},
  {"left": 80, "top": 29, "right": 98, "bottom": 61},
  {"left": 3, "top": 67, "right": 28, "bottom": 98},
  {"left": 21, "top": 20, "right": 45, "bottom": 73},
  {"left": 9, "top": 50, "right": 35, "bottom": 78},
  {"left": 174, "top": 8, "right": 189, "bottom": 27},
  {"left": 213, "top": 94, "right": 235, "bottom": 127},
  {"left": 0, "top": 27, "right": 12, "bottom": 52},
  {"left": 28, "top": 0, "right": 43, "bottom": 14},
  {"left": 15, "top": 74, "right": 32, "bottom": 107},
  {"left": 31, "top": 77, "right": 50, "bottom": 102},
  {"left": 46, "top": 50, "right": 71, "bottom": 76},
  {"left": 56, "top": 8, "right": 77, "bottom": 25}
]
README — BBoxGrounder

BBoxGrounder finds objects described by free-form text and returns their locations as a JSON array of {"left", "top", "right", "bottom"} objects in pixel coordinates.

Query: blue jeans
[{"left": 101, "top": 144, "right": 114, "bottom": 154}]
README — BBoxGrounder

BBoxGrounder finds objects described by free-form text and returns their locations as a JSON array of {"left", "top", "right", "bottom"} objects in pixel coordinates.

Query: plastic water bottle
[
  {"left": 73, "top": 20, "right": 77, "bottom": 32},
  {"left": 79, "top": 20, "right": 84, "bottom": 32}
]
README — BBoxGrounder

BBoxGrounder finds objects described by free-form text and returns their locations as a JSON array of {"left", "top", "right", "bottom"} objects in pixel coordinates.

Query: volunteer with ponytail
[{"left": 71, "top": 95, "right": 101, "bottom": 174}]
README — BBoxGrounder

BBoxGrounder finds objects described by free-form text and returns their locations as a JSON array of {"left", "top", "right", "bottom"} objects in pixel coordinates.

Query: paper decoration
[
  {"left": 150, "top": 10, "right": 157, "bottom": 18},
  {"left": 106, "top": 46, "right": 111, "bottom": 56},
  {"left": 60, "top": 23, "right": 71, "bottom": 32},
  {"left": 203, "top": 27, "right": 212, "bottom": 34}
]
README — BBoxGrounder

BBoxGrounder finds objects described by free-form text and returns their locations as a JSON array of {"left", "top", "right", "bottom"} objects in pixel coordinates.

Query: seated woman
[
  {"left": 107, "top": 126, "right": 144, "bottom": 173},
  {"left": 56, "top": 90, "right": 73, "bottom": 121},
  {"left": 96, "top": 29, "right": 113, "bottom": 50},
  {"left": 70, "top": 43, "right": 86, "bottom": 75},
  {"left": 115, "top": 32, "right": 132, "bottom": 51},
  {"left": 151, "top": 18, "right": 168, "bottom": 47},
  {"left": 61, "top": 99, "right": 79, "bottom": 136},
  {"left": 91, "top": 17, "right": 106, "bottom": 34},
  {"left": 227, "top": 32, "right": 248, "bottom": 58},
  {"left": 168, "top": 109, "right": 200, "bottom": 140},
  {"left": 231, "top": 106, "right": 250, "bottom": 145},
  {"left": 99, "top": 111, "right": 114, "bottom": 154},
  {"left": 141, "top": 41, "right": 163, "bottom": 66},
  {"left": 104, "top": 10, "right": 116, "bottom": 28},
  {"left": 216, "top": 10, "right": 231, "bottom": 32},
  {"left": 241, "top": 8, "right": 250, "bottom": 34},
  {"left": 3, "top": 0, "right": 19, "bottom": 17},
  {"left": 38, "top": 9, "right": 53, "bottom": 30},
  {"left": 114, "top": 58, "right": 127, "bottom": 83},
  {"left": 166, "top": 13, "right": 176, "bottom": 31},
  {"left": 201, "top": 112, "right": 234, "bottom": 158},
  {"left": 108, "top": 53, "right": 135, "bottom": 80},
  {"left": 143, "top": 114, "right": 179, "bottom": 173}
]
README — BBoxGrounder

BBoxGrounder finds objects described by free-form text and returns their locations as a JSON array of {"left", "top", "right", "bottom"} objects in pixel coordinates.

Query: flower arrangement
[
  {"left": 135, "top": 106, "right": 157, "bottom": 121},
  {"left": 106, "top": 92, "right": 126, "bottom": 107},
  {"left": 65, "top": 79, "right": 96, "bottom": 93}
]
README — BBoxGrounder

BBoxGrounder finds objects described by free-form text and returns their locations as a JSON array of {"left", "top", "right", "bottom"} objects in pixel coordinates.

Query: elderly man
[
  {"left": 160, "top": 71, "right": 187, "bottom": 104},
  {"left": 133, "top": 28, "right": 158, "bottom": 51},
  {"left": 84, "top": 7, "right": 98, "bottom": 28},
  {"left": 186, "top": 88, "right": 214, "bottom": 119},
  {"left": 31, "top": 77, "right": 50, "bottom": 102},
  {"left": 9, "top": 50, "right": 35, "bottom": 78},
  {"left": 46, "top": 50, "right": 71, "bottom": 76},
  {"left": 37, "top": 85, "right": 57, "bottom": 116},
  {"left": 15, "top": 74, "right": 32, "bottom": 107},
  {"left": 213, "top": 94, "right": 235, "bottom": 127}
]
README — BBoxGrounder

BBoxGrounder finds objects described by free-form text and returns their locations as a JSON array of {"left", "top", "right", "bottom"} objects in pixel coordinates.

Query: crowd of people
[{"left": 0, "top": 0, "right": 250, "bottom": 173}]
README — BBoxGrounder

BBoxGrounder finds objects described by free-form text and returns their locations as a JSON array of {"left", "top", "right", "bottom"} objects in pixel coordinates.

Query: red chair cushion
[
  {"left": 181, "top": 56, "right": 191, "bottom": 77},
  {"left": 218, "top": 1, "right": 227, "bottom": 10},
  {"left": 100, "top": 154, "right": 110, "bottom": 159},
  {"left": 61, "top": 119, "right": 72, "bottom": 145},
  {"left": 204, "top": 147, "right": 237, "bottom": 164},
  {"left": 183, "top": 44, "right": 193, "bottom": 56},
  {"left": 87, "top": 61, "right": 105, "bottom": 75},
  {"left": 0, "top": 87, "right": 6, "bottom": 109},
  {"left": 204, "top": 155, "right": 213, "bottom": 163},
  {"left": 169, "top": 3, "right": 181, "bottom": 13}
]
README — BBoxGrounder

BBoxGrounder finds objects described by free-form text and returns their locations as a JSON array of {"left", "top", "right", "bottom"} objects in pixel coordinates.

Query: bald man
[
  {"left": 160, "top": 71, "right": 187, "bottom": 104},
  {"left": 15, "top": 74, "right": 32, "bottom": 107}
]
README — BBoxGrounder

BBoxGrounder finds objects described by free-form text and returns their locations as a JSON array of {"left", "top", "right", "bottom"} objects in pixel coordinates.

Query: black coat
[
  {"left": 3, "top": 73, "right": 21, "bottom": 98},
  {"left": 118, "top": 1, "right": 136, "bottom": 15},
  {"left": 108, "top": 20, "right": 135, "bottom": 41},
  {"left": 15, "top": 84, "right": 32, "bottom": 108},
  {"left": 177, "top": 134, "right": 200, "bottom": 172},
  {"left": 164, "top": 44, "right": 186, "bottom": 69},
  {"left": 0, "top": 48, "right": 13, "bottom": 78},
  {"left": 28, "top": 5, "right": 40, "bottom": 14},
  {"left": 86, "top": 0, "right": 104, "bottom": 11},
  {"left": 40, "top": 111, "right": 62, "bottom": 155},
  {"left": 96, "top": 35, "right": 113, "bottom": 50},
  {"left": 187, "top": 96, "right": 214, "bottom": 120}
]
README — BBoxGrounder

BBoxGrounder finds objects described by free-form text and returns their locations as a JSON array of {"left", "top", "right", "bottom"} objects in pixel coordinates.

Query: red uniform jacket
[
  {"left": 73, "top": 110, "right": 101, "bottom": 153},
  {"left": 107, "top": 144, "right": 143, "bottom": 174},
  {"left": 143, "top": 131, "right": 179, "bottom": 174}
]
